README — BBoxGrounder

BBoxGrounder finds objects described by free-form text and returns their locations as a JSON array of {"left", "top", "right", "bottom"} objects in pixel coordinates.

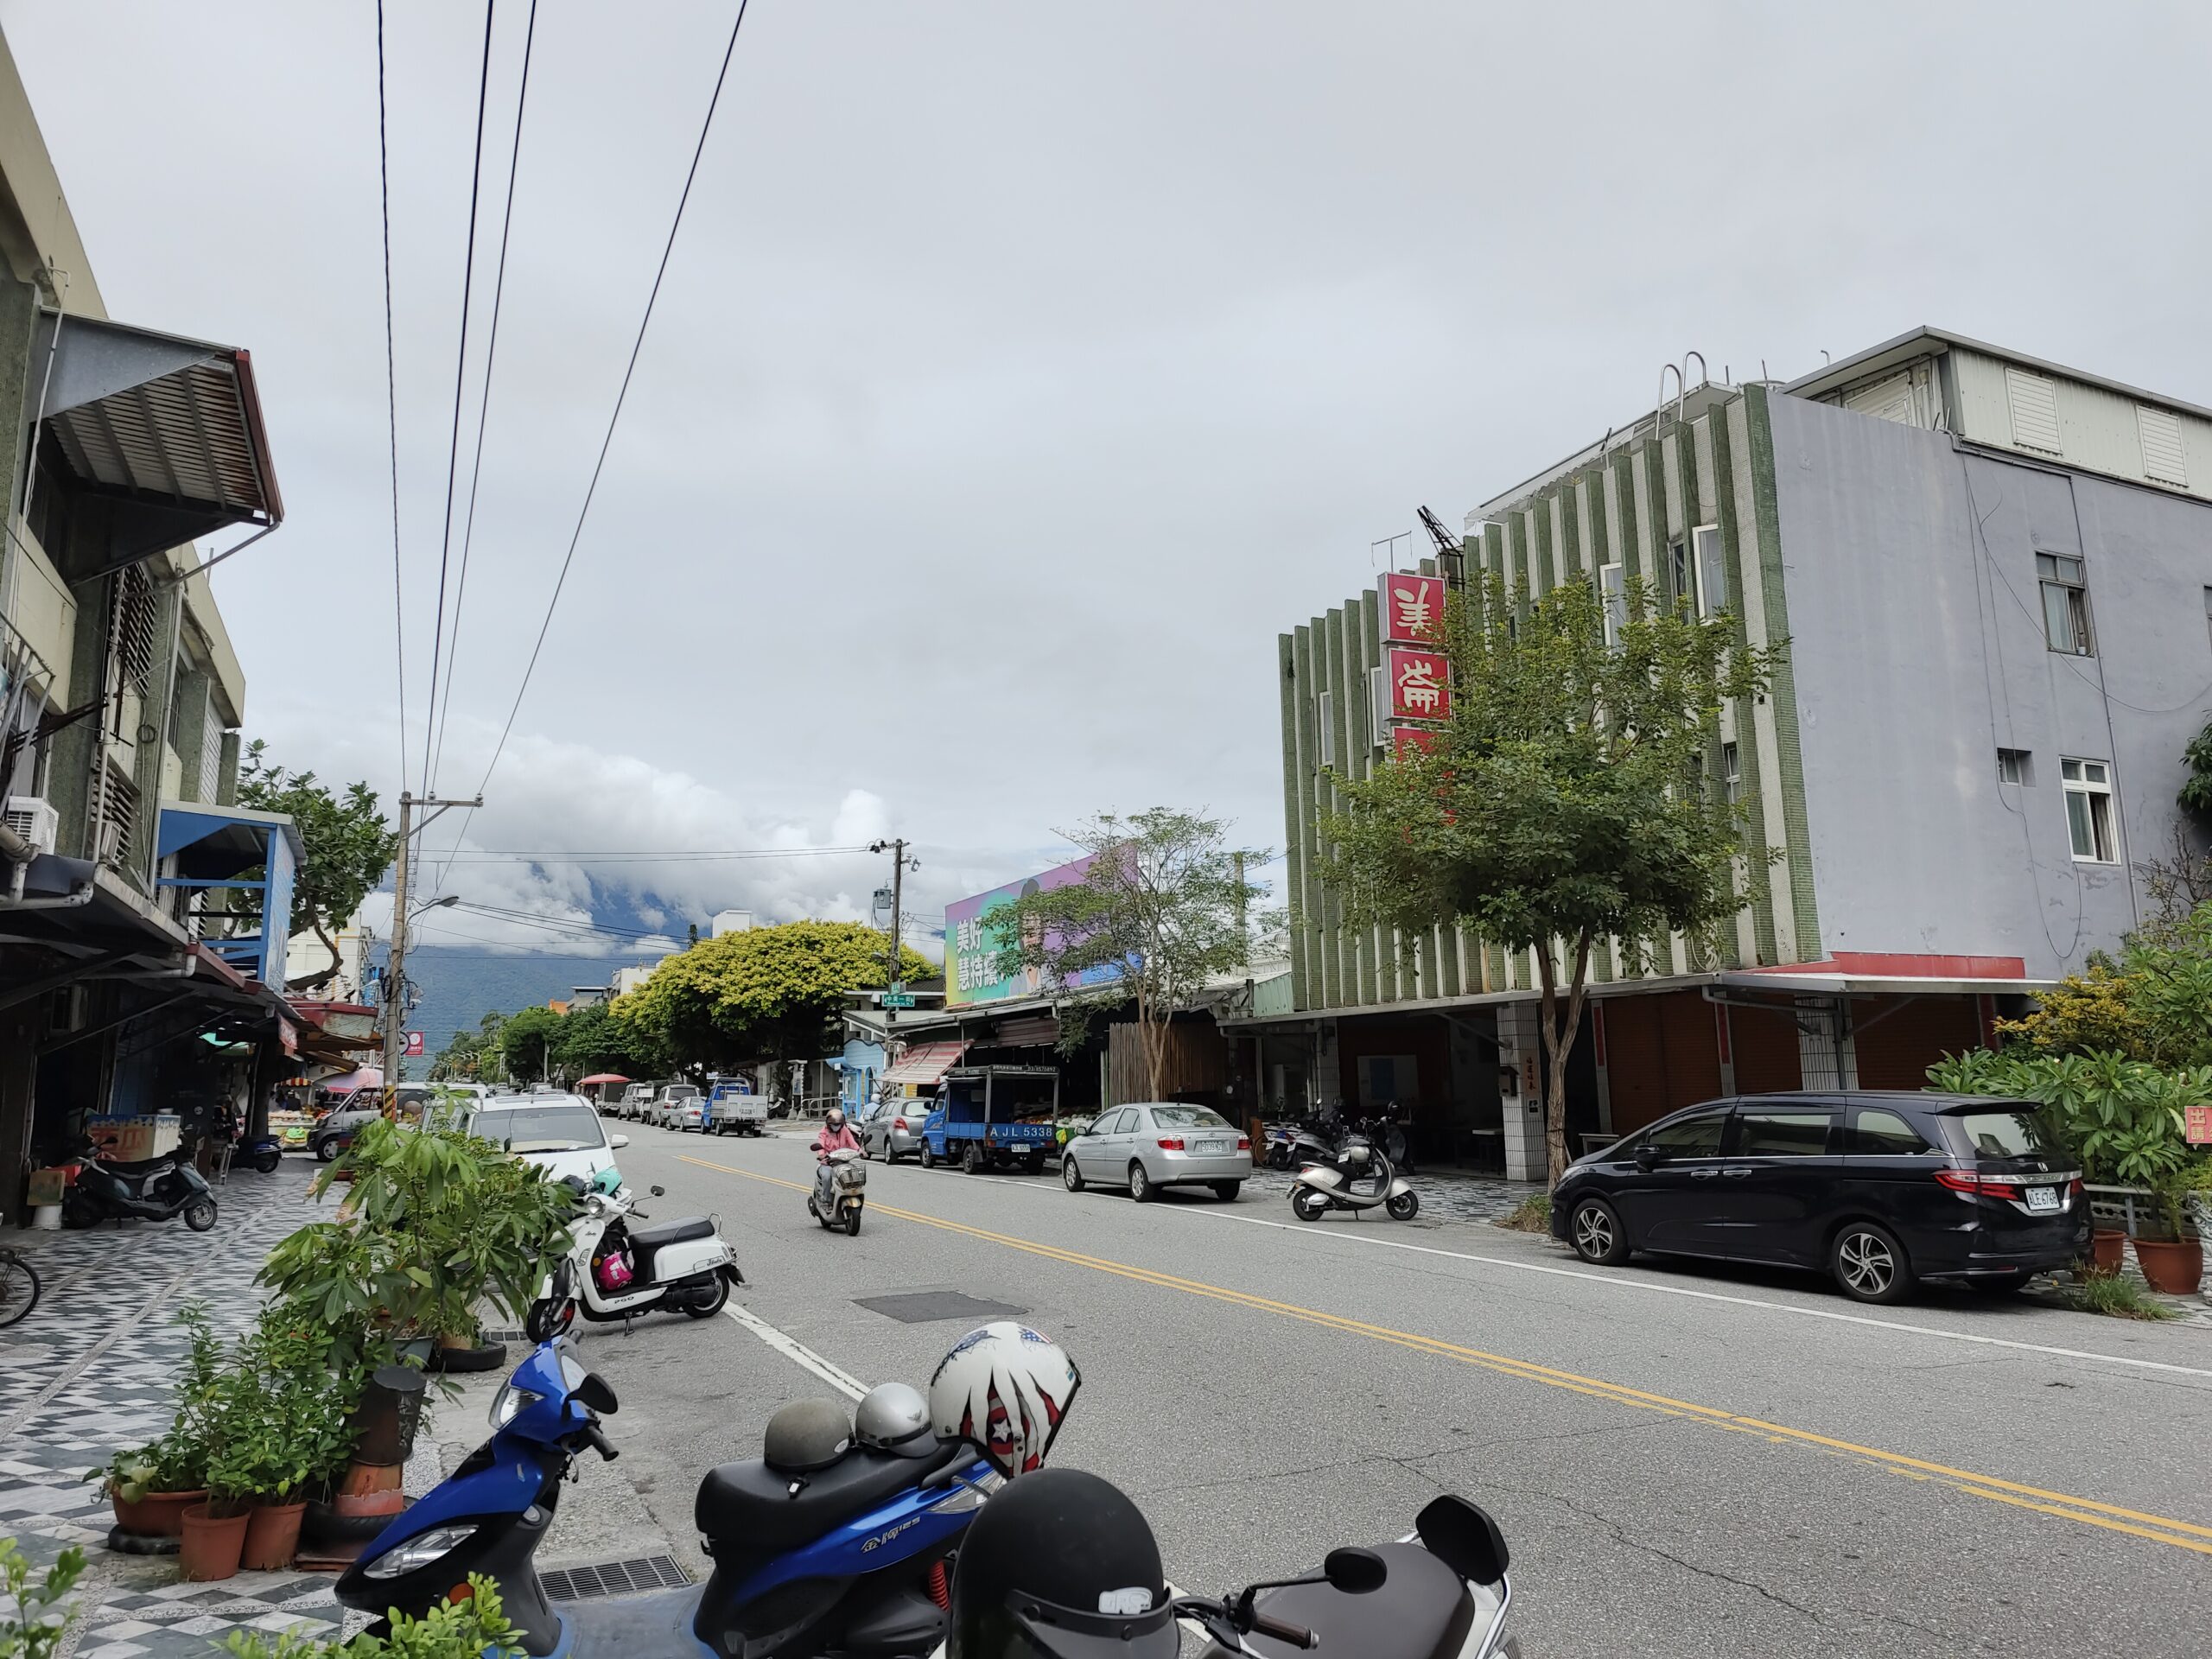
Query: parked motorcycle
[
  {"left": 60, "top": 1137, "right": 218, "bottom": 1230},
  {"left": 240, "top": 1135, "right": 283, "bottom": 1174},
  {"left": 809, "top": 1145, "right": 868, "bottom": 1236},
  {"left": 1288, "top": 1128, "right": 1420, "bottom": 1222},
  {"left": 1174, "top": 1493, "right": 1513, "bottom": 1659},
  {"left": 523, "top": 1179, "right": 742, "bottom": 1340},
  {"left": 337, "top": 1334, "right": 1052, "bottom": 1659},
  {"left": 1265, "top": 1119, "right": 1337, "bottom": 1172}
]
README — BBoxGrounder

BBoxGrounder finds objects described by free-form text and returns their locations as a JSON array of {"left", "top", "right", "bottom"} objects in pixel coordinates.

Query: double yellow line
[{"left": 680, "top": 1154, "right": 2212, "bottom": 1559}]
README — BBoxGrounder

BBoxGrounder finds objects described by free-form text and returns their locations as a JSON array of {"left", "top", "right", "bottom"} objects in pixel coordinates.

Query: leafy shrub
[
  {"left": 221, "top": 1574, "right": 522, "bottom": 1659},
  {"left": 1493, "top": 1193, "right": 1553, "bottom": 1233},
  {"left": 0, "top": 1538, "right": 84, "bottom": 1659}
]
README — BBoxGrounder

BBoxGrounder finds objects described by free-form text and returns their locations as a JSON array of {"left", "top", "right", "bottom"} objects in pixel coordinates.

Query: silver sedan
[
  {"left": 1061, "top": 1103, "right": 1250, "bottom": 1202},
  {"left": 859, "top": 1097, "right": 931, "bottom": 1162}
]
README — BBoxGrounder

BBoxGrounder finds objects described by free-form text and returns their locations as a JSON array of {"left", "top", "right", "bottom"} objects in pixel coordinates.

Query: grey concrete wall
[{"left": 1767, "top": 393, "right": 2212, "bottom": 978}]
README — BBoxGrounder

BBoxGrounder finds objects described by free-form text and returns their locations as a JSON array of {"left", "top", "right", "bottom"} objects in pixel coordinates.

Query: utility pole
[
  {"left": 868, "top": 838, "right": 910, "bottom": 986},
  {"left": 381, "top": 791, "right": 481, "bottom": 1112}
]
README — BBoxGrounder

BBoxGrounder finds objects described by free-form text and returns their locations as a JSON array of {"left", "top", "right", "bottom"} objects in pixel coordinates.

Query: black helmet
[{"left": 949, "top": 1469, "right": 1175, "bottom": 1659}]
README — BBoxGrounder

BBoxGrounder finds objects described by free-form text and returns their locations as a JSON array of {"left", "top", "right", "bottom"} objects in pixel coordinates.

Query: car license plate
[
  {"left": 2024, "top": 1185, "right": 2060, "bottom": 1213},
  {"left": 1196, "top": 1139, "right": 1224, "bottom": 1154}
]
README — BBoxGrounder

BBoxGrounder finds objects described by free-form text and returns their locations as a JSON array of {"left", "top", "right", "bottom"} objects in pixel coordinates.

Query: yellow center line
[{"left": 679, "top": 1153, "right": 2212, "bottom": 1558}]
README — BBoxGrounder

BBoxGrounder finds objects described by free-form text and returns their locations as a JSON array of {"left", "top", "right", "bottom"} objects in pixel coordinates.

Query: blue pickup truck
[{"left": 921, "top": 1066, "right": 1062, "bottom": 1174}]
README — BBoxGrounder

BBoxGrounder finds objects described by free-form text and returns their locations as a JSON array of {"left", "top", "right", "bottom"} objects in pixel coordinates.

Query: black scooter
[{"left": 62, "top": 1137, "right": 218, "bottom": 1231}]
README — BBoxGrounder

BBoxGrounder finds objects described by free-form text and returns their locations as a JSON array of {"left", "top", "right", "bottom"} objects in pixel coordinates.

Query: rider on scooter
[{"left": 813, "top": 1107, "right": 867, "bottom": 1217}]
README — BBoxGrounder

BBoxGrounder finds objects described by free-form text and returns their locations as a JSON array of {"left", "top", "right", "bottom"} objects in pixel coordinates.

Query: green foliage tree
[
  {"left": 988, "top": 810, "right": 1265, "bottom": 1102},
  {"left": 615, "top": 921, "right": 931, "bottom": 1084},
  {"left": 2178, "top": 718, "right": 2212, "bottom": 823},
  {"left": 1325, "top": 568, "right": 1780, "bottom": 1185},
  {"left": 499, "top": 1005, "right": 563, "bottom": 1085},
  {"left": 1997, "top": 902, "right": 2212, "bottom": 1066},
  {"left": 550, "top": 1000, "right": 667, "bottom": 1080},
  {"left": 430, "top": 1010, "right": 508, "bottom": 1083},
  {"left": 235, "top": 740, "right": 399, "bottom": 992}
]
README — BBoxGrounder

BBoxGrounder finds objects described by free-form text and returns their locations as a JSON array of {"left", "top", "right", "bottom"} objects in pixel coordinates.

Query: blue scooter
[{"left": 335, "top": 1340, "right": 1002, "bottom": 1659}]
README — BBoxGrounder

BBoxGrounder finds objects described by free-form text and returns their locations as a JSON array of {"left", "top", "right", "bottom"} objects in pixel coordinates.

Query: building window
[
  {"left": 1996, "top": 748, "right": 2033, "bottom": 786},
  {"left": 2061, "top": 758, "right": 2115, "bottom": 862},
  {"left": 2202, "top": 586, "right": 2211, "bottom": 650},
  {"left": 1316, "top": 692, "right": 1336, "bottom": 766},
  {"left": 1721, "top": 741, "right": 1740, "bottom": 804},
  {"left": 1693, "top": 524, "right": 1726, "bottom": 616},
  {"left": 2036, "top": 554, "right": 2094, "bottom": 656},
  {"left": 1598, "top": 563, "right": 1625, "bottom": 646},
  {"left": 1669, "top": 538, "right": 1693, "bottom": 612}
]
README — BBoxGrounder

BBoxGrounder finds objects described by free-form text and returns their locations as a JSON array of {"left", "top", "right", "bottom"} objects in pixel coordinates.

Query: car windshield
[
  {"left": 1149, "top": 1106, "right": 1232, "bottom": 1129},
  {"left": 479, "top": 1104, "right": 604, "bottom": 1154},
  {"left": 1952, "top": 1107, "right": 2064, "bottom": 1161}
]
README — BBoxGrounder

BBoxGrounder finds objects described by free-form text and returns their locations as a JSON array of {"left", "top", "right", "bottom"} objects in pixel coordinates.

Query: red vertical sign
[
  {"left": 1379, "top": 572, "right": 1446, "bottom": 644},
  {"left": 1387, "top": 647, "right": 1452, "bottom": 722}
]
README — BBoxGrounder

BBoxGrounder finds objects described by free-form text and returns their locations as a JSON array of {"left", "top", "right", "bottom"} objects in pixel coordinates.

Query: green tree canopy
[
  {"left": 989, "top": 810, "right": 1265, "bottom": 1101},
  {"left": 1326, "top": 567, "right": 1779, "bottom": 1185},
  {"left": 550, "top": 1001, "right": 668, "bottom": 1081},
  {"left": 499, "top": 1005, "right": 564, "bottom": 1086},
  {"left": 613, "top": 921, "right": 932, "bottom": 1082},
  {"left": 235, "top": 739, "right": 399, "bottom": 992},
  {"left": 430, "top": 1010, "right": 509, "bottom": 1083}
]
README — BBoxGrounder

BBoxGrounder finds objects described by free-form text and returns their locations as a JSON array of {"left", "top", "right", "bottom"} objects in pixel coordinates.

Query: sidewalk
[{"left": 0, "top": 1161, "right": 360, "bottom": 1659}]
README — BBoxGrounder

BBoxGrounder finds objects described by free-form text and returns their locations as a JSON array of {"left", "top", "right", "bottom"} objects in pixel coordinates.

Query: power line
[
  {"left": 427, "top": 0, "right": 540, "bottom": 797},
  {"left": 418, "top": 0, "right": 501, "bottom": 799},
  {"left": 447, "top": 899, "right": 677, "bottom": 943},
  {"left": 376, "top": 0, "right": 409, "bottom": 790},
  {"left": 437, "top": 0, "right": 753, "bottom": 884},
  {"left": 436, "top": 844, "right": 877, "bottom": 864}
]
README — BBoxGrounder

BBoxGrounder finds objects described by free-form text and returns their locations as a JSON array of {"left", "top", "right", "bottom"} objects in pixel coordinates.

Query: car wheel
[
  {"left": 1211, "top": 1181, "right": 1241, "bottom": 1203},
  {"left": 961, "top": 1143, "right": 983, "bottom": 1175},
  {"left": 1128, "top": 1162, "right": 1154, "bottom": 1203},
  {"left": 1832, "top": 1222, "right": 1914, "bottom": 1305},
  {"left": 1064, "top": 1156, "right": 1085, "bottom": 1192},
  {"left": 1568, "top": 1198, "right": 1630, "bottom": 1265},
  {"left": 315, "top": 1140, "right": 337, "bottom": 1163},
  {"left": 1025, "top": 1153, "right": 1046, "bottom": 1176},
  {"left": 922, "top": 1142, "right": 938, "bottom": 1169}
]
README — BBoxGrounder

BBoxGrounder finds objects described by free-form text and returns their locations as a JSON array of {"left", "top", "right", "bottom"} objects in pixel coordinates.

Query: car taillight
[
  {"left": 1156, "top": 1137, "right": 1185, "bottom": 1152},
  {"left": 2068, "top": 1177, "right": 2084, "bottom": 1198},
  {"left": 894, "top": 1118, "right": 907, "bottom": 1132},
  {"left": 1236, "top": 1135, "right": 1251, "bottom": 1150},
  {"left": 1935, "top": 1169, "right": 2021, "bottom": 1199}
]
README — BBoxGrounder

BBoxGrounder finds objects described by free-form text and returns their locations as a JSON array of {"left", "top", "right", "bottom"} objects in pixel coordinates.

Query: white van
[{"left": 448, "top": 1092, "right": 628, "bottom": 1188}]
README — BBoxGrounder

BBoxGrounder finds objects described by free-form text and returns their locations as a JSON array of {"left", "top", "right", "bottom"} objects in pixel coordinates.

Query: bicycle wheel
[{"left": 0, "top": 1250, "right": 40, "bottom": 1327}]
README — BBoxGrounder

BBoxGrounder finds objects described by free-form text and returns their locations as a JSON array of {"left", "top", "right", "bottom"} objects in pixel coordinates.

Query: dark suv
[{"left": 1549, "top": 1092, "right": 2088, "bottom": 1304}]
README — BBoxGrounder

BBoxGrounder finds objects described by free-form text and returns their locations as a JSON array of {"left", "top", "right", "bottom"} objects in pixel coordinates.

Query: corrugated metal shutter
[
  {"left": 1852, "top": 997, "right": 1980, "bottom": 1090},
  {"left": 1841, "top": 371, "right": 1915, "bottom": 426},
  {"left": 199, "top": 715, "right": 221, "bottom": 801},
  {"left": 2005, "top": 367, "right": 2063, "bottom": 454},
  {"left": 1729, "top": 1004, "right": 1802, "bottom": 1094},
  {"left": 1600, "top": 995, "right": 1669, "bottom": 1135},
  {"left": 1657, "top": 991, "right": 1722, "bottom": 1109},
  {"left": 2138, "top": 404, "right": 2188, "bottom": 486}
]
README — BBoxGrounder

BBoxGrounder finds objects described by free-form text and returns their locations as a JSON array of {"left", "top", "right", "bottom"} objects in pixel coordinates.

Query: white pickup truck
[{"left": 706, "top": 1082, "right": 769, "bottom": 1136}]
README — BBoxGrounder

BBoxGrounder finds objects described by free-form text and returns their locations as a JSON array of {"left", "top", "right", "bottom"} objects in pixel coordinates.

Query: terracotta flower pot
[
  {"left": 179, "top": 1502, "right": 250, "bottom": 1581},
  {"left": 2089, "top": 1230, "right": 2126, "bottom": 1274},
  {"left": 332, "top": 1487, "right": 406, "bottom": 1519},
  {"left": 111, "top": 1487, "right": 207, "bottom": 1538},
  {"left": 338, "top": 1460, "right": 403, "bottom": 1497},
  {"left": 241, "top": 1500, "right": 307, "bottom": 1572},
  {"left": 2134, "top": 1236, "right": 2205, "bottom": 1295}
]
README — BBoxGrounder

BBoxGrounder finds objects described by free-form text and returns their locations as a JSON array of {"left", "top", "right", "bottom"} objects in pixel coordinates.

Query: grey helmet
[
  {"left": 762, "top": 1397, "right": 852, "bottom": 1472},
  {"left": 855, "top": 1382, "right": 935, "bottom": 1459}
]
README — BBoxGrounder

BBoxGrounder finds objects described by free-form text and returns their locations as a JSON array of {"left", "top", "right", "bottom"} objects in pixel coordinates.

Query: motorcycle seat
[
  {"left": 629, "top": 1216, "right": 715, "bottom": 1252},
  {"left": 1243, "top": 1543, "right": 1472, "bottom": 1659},
  {"left": 694, "top": 1440, "right": 973, "bottom": 1553},
  {"left": 95, "top": 1154, "right": 179, "bottom": 1177}
]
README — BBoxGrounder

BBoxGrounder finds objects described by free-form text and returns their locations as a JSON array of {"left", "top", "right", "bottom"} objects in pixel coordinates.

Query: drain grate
[
  {"left": 541, "top": 1554, "right": 692, "bottom": 1601},
  {"left": 854, "top": 1291, "right": 1028, "bottom": 1325}
]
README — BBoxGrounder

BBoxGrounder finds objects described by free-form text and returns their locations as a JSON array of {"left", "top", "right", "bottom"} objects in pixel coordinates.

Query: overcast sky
[{"left": 4, "top": 1, "right": 2208, "bottom": 961}]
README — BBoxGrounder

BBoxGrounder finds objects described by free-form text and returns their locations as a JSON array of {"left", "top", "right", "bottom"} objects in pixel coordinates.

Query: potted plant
[
  {"left": 179, "top": 1443, "right": 254, "bottom": 1581},
  {"left": 231, "top": 1319, "right": 357, "bottom": 1572},
  {"left": 92, "top": 1304, "right": 226, "bottom": 1538}
]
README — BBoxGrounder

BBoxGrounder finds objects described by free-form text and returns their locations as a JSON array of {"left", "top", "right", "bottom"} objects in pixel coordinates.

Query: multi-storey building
[
  {"left": 0, "top": 26, "right": 307, "bottom": 1220},
  {"left": 1245, "top": 327, "right": 2212, "bottom": 1179}
]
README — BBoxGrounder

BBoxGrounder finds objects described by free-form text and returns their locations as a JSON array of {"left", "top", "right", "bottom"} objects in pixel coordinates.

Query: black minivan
[{"left": 1548, "top": 1092, "right": 2088, "bottom": 1304}]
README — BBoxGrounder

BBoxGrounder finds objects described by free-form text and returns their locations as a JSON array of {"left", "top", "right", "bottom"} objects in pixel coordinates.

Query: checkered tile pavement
[{"left": 0, "top": 1160, "right": 363, "bottom": 1658}]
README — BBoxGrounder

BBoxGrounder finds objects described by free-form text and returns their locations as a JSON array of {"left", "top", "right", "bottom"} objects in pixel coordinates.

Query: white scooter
[
  {"left": 809, "top": 1145, "right": 868, "bottom": 1236},
  {"left": 524, "top": 1179, "right": 745, "bottom": 1338},
  {"left": 1289, "top": 1128, "right": 1420, "bottom": 1222}
]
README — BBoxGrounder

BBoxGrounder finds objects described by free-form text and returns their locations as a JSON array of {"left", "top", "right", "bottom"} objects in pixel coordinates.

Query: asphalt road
[{"left": 560, "top": 1124, "right": 2212, "bottom": 1659}]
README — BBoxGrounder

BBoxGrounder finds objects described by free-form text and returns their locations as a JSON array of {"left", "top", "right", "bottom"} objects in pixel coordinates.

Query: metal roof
[
  {"left": 1782, "top": 325, "right": 2212, "bottom": 427},
  {"left": 881, "top": 1039, "right": 969, "bottom": 1087}
]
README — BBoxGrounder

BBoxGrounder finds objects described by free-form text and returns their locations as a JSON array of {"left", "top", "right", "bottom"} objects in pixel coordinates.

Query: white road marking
[{"left": 721, "top": 1300, "right": 868, "bottom": 1400}]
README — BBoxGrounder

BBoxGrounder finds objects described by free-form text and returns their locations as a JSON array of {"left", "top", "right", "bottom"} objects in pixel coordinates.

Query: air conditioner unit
[{"left": 3, "top": 795, "right": 59, "bottom": 856}]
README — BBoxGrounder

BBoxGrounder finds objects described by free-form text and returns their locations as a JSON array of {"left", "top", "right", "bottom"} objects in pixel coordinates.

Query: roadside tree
[
  {"left": 987, "top": 810, "right": 1265, "bottom": 1103},
  {"left": 235, "top": 740, "right": 399, "bottom": 992},
  {"left": 1326, "top": 569, "right": 1779, "bottom": 1185}
]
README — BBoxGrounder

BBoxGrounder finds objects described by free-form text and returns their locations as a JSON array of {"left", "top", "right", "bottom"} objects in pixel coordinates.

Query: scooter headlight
[
  {"left": 362, "top": 1524, "right": 478, "bottom": 1580},
  {"left": 490, "top": 1383, "right": 543, "bottom": 1429}
]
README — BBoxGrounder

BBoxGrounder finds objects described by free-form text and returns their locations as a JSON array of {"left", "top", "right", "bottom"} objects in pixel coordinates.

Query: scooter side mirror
[
  {"left": 1414, "top": 1495, "right": 1510, "bottom": 1585},
  {"left": 650, "top": 1184, "right": 666, "bottom": 1197},
  {"left": 1322, "top": 1547, "right": 1388, "bottom": 1593}
]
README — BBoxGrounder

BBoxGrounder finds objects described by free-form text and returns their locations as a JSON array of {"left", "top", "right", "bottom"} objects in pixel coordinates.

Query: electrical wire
[
  {"left": 430, "top": 0, "right": 753, "bottom": 891},
  {"left": 446, "top": 899, "right": 677, "bottom": 943},
  {"left": 376, "top": 0, "right": 409, "bottom": 791},
  {"left": 426, "top": 0, "right": 540, "bottom": 798},
  {"left": 418, "top": 0, "right": 501, "bottom": 799},
  {"left": 436, "top": 844, "right": 877, "bottom": 864}
]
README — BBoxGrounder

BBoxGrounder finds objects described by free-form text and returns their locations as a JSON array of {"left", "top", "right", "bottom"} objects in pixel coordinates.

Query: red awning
[{"left": 880, "top": 1040, "right": 969, "bottom": 1088}]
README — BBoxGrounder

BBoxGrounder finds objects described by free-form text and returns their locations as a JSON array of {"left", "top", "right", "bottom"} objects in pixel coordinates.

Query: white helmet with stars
[{"left": 927, "top": 1321, "right": 1080, "bottom": 1478}]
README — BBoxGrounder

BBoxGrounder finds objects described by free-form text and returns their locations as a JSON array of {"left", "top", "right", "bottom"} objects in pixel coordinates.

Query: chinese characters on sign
[
  {"left": 2187, "top": 1103, "right": 2212, "bottom": 1145},
  {"left": 1387, "top": 647, "right": 1452, "bottom": 721},
  {"left": 1392, "top": 728, "right": 1439, "bottom": 760},
  {"left": 1379, "top": 572, "right": 1446, "bottom": 645}
]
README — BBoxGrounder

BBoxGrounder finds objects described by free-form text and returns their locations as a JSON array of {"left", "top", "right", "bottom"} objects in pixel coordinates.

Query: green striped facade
[{"left": 1280, "top": 384, "right": 1821, "bottom": 1016}]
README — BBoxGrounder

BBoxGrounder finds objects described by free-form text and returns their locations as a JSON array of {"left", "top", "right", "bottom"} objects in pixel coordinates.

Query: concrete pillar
[{"left": 1495, "top": 1001, "right": 1548, "bottom": 1182}]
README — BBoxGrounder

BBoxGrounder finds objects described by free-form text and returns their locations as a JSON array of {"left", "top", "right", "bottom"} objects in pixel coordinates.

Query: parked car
[
  {"left": 653, "top": 1084, "right": 703, "bottom": 1131},
  {"left": 308, "top": 1099, "right": 379, "bottom": 1162},
  {"left": 440, "top": 1092, "right": 629, "bottom": 1188},
  {"left": 1061, "top": 1103, "right": 1252, "bottom": 1202},
  {"left": 706, "top": 1082, "right": 768, "bottom": 1136},
  {"left": 857, "top": 1096, "right": 930, "bottom": 1162},
  {"left": 616, "top": 1082, "right": 661, "bottom": 1122},
  {"left": 1550, "top": 1091, "right": 2090, "bottom": 1305}
]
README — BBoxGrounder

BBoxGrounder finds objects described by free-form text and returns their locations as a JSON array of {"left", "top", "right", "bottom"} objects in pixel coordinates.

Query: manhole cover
[
  {"left": 854, "top": 1291, "right": 1028, "bottom": 1325},
  {"left": 541, "top": 1554, "right": 691, "bottom": 1601}
]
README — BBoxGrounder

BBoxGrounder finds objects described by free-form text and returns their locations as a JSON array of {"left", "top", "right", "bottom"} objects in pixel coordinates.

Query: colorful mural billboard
[{"left": 943, "top": 854, "right": 1127, "bottom": 1007}]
